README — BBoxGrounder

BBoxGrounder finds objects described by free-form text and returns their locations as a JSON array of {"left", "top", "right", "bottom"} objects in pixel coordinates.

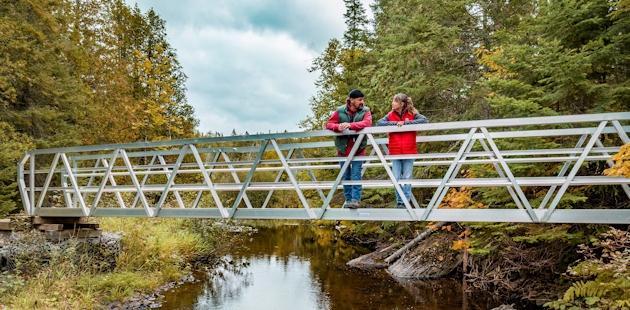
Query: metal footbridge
[{"left": 17, "top": 112, "right": 630, "bottom": 223}]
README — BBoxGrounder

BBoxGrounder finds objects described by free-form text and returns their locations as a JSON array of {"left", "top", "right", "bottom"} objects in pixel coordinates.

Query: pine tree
[
  {"left": 0, "top": 122, "right": 34, "bottom": 217},
  {"left": 0, "top": 0, "right": 90, "bottom": 147},
  {"left": 300, "top": 0, "right": 372, "bottom": 130}
]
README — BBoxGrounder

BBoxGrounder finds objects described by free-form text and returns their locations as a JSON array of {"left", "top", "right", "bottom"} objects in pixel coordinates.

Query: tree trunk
[{"left": 384, "top": 222, "right": 446, "bottom": 264}]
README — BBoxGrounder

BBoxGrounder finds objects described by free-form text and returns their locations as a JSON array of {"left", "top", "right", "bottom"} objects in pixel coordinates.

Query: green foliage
[
  {"left": 0, "top": 271, "right": 24, "bottom": 295},
  {"left": 466, "top": 222, "right": 514, "bottom": 256},
  {"left": 466, "top": 223, "right": 586, "bottom": 256},
  {"left": 562, "top": 281, "right": 608, "bottom": 304},
  {"left": 341, "top": 220, "right": 424, "bottom": 241},
  {"left": 0, "top": 122, "right": 34, "bottom": 217},
  {"left": 477, "top": 0, "right": 630, "bottom": 115},
  {"left": 361, "top": 188, "right": 390, "bottom": 204},
  {"left": 348, "top": 221, "right": 391, "bottom": 239},
  {"left": 0, "top": 0, "right": 89, "bottom": 146},
  {"left": 545, "top": 228, "right": 630, "bottom": 310},
  {"left": 306, "top": 0, "right": 630, "bottom": 138},
  {"left": 512, "top": 225, "right": 584, "bottom": 244}
]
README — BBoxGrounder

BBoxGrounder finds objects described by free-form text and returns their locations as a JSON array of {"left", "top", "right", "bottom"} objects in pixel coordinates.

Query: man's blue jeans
[
  {"left": 339, "top": 157, "right": 363, "bottom": 203},
  {"left": 392, "top": 159, "right": 414, "bottom": 203}
]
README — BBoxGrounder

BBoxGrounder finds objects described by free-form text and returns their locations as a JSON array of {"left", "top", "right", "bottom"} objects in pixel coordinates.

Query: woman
[{"left": 376, "top": 94, "right": 428, "bottom": 208}]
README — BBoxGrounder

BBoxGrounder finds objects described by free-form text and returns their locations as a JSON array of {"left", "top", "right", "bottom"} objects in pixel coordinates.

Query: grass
[{"left": 0, "top": 217, "right": 246, "bottom": 309}]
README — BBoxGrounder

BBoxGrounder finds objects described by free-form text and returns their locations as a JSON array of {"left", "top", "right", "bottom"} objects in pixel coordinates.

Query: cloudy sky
[{"left": 125, "top": 0, "right": 372, "bottom": 136}]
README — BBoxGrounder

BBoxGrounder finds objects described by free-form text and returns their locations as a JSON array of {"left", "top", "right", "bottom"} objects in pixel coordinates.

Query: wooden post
[{"left": 462, "top": 225, "right": 470, "bottom": 310}]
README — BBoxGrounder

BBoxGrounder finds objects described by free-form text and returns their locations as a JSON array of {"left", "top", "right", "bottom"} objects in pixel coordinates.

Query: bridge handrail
[
  {"left": 52, "top": 125, "right": 629, "bottom": 163},
  {"left": 23, "top": 112, "right": 630, "bottom": 155}
]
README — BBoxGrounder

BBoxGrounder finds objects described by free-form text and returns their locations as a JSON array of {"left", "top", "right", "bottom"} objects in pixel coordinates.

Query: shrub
[{"left": 545, "top": 228, "right": 630, "bottom": 310}]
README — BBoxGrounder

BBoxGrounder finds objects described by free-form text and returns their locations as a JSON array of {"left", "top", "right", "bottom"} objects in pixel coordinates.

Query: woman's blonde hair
[{"left": 393, "top": 93, "right": 418, "bottom": 114}]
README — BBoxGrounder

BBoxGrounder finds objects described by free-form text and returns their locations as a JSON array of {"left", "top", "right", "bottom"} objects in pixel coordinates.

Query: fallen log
[
  {"left": 347, "top": 242, "right": 401, "bottom": 269},
  {"left": 384, "top": 222, "right": 446, "bottom": 264}
]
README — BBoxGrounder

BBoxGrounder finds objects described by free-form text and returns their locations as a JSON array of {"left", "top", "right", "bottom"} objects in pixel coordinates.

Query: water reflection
[
  {"left": 203, "top": 262, "right": 253, "bottom": 308},
  {"left": 160, "top": 225, "right": 498, "bottom": 310},
  {"left": 176, "top": 255, "right": 329, "bottom": 310}
]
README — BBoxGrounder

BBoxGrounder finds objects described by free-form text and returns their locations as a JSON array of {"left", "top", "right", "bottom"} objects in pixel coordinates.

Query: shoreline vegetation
[{"left": 0, "top": 218, "right": 254, "bottom": 309}]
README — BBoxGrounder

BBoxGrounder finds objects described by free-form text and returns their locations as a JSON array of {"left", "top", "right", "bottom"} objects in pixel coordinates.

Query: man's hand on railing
[{"left": 338, "top": 123, "right": 351, "bottom": 131}]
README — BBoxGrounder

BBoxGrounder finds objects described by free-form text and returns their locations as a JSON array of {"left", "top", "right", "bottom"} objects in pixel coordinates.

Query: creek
[{"left": 158, "top": 225, "right": 501, "bottom": 310}]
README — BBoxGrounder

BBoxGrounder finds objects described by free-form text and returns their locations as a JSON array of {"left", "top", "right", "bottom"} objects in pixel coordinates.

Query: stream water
[{"left": 158, "top": 225, "right": 501, "bottom": 310}]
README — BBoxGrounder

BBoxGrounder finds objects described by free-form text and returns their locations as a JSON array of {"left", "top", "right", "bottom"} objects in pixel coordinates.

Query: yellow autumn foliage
[{"left": 604, "top": 142, "right": 630, "bottom": 178}]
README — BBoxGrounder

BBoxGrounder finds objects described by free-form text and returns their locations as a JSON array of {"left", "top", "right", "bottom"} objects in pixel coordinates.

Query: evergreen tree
[
  {"left": 478, "top": 0, "right": 630, "bottom": 116},
  {"left": 343, "top": 0, "right": 370, "bottom": 50},
  {"left": 300, "top": 0, "right": 372, "bottom": 130},
  {"left": 366, "top": 0, "right": 489, "bottom": 120},
  {"left": 0, "top": 122, "right": 34, "bottom": 217},
  {"left": 0, "top": 0, "right": 90, "bottom": 147}
]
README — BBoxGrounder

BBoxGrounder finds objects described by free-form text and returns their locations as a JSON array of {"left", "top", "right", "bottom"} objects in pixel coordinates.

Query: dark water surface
[{"left": 160, "top": 225, "right": 499, "bottom": 310}]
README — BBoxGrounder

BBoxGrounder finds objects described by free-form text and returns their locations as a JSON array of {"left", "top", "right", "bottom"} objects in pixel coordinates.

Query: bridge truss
[{"left": 17, "top": 112, "right": 630, "bottom": 223}]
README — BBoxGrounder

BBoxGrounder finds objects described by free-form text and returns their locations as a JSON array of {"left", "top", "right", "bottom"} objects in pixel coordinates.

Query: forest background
[{"left": 1, "top": 0, "right": 630, "bottom": 308}]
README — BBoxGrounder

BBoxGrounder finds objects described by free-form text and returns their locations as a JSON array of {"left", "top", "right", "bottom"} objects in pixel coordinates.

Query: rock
[
  {"left": 388, "top": 231, "right": 462, "bottom": 279},
  {"left": 0, "top": 230, "right": 121, "bottom": 271},
  {"left": 0, "top": 246, "right": 8, "bottom": 267},
  {"left": 0, "top": 231, "right": 10, "bottom": 247}
]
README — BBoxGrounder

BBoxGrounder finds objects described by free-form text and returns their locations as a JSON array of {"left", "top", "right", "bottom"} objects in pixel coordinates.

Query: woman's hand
[{"left": 396, "top": 121, "right": 404, "bottom": 127}]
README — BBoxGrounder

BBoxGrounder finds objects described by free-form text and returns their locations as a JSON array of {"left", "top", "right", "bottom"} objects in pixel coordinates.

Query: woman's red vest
[{"left": 387, "top": 110, "right": 417, "bottom": 155}]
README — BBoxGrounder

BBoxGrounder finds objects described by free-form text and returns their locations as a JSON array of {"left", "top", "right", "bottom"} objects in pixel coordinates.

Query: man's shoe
[
  {"left": 343, "top": 202, "right": 357, "bottom": 209},
  {"left": 351, "top": 201, "right": 361, "bottom": 209},
  {"left": 394, "top": 202, "right": 405, "bottom": 209}
]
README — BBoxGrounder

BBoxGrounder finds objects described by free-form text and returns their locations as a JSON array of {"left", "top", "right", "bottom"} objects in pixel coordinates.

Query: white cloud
[
  {"left": 176, "top": 26, "right": 317, "bottom": 134},
  {"left": 126, "top": 0, "right": 373, "bottom": 135}
]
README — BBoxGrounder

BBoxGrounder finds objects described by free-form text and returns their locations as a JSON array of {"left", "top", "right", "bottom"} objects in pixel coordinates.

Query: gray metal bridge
[{"left": 17, "top": 112, "right": 630, "bottom": 223}]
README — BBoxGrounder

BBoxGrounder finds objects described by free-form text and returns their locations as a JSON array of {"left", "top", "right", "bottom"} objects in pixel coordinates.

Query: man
[{"left": 326, "top": 89, "right": 372, "bottom": 209}]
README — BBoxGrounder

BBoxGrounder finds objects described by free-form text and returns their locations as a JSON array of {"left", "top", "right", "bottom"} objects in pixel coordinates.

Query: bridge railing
[{"left": 17, "top": 112, "right": 630, "bottom": 223}]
